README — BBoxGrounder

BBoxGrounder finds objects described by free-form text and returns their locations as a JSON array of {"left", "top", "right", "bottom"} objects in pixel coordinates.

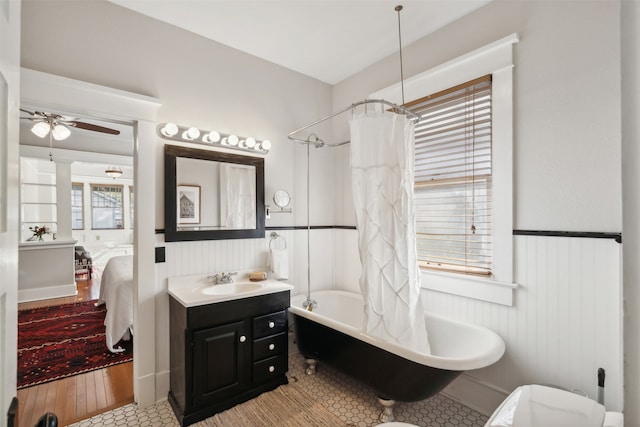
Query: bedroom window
[
  {"left": 72, "top": 183, "right": 84, "bottom": 230},
  {"left": 91, "top": 184, "right": 124, "bottom": 229},
  {"left": 407, "top": 75, "right": 493, "bottom": 277}
]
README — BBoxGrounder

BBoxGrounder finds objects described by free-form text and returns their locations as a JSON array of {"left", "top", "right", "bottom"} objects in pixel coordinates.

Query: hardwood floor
[{"left": 17, "top": 278, "right": 134, "bottom": 427}]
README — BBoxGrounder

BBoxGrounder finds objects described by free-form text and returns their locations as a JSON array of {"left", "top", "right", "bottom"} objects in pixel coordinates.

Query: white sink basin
[
  {"left": 201, "top": 282, "right": 264, "bottom": 295},
  {"left": 167, "top": 274, "right": 294, "bottom": 307}
]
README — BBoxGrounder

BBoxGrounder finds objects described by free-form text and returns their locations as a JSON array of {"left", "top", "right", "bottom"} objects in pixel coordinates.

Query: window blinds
[{"left": 406, "top": 75, "right": 493, "bottom": 276}]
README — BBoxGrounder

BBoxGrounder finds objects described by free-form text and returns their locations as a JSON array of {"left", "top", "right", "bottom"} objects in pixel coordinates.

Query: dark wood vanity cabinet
[{"left": 168, "top": 291, "right": 290, "bottom": 426}]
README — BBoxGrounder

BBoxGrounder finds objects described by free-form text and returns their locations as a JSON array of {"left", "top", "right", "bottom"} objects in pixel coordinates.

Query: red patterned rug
[{"left": 17, "top": 300, "right": 133, "bottom": 389}]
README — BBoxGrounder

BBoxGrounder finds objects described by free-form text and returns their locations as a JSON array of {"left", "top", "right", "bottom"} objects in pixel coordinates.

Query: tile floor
[{"left": 69, "top": 335, "right": 488, "bottom": 427}]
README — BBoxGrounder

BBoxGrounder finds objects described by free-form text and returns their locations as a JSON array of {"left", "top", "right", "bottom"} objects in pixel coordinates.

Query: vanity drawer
[
  {"left": 253, "top": 332, "right": 287, "bottom": 361},
  {"left": 253, "top": 310, "right": 287, "bottom": 339},
  {"left": 253, "top": 354, "right": 287, "bottom": 384}
]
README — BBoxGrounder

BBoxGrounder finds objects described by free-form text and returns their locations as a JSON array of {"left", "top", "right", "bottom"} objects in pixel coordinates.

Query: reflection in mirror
[
  {"left": 176, "top": 158, "right": 257, "bottom": 231},
  {"left": 165, "top": 145, "right": 264, "bottom": 241}
]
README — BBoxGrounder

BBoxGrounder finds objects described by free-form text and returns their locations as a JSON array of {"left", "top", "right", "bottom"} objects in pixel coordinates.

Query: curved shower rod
[{"left": 287, "top": 98, "right": 421, "bottom": 147}]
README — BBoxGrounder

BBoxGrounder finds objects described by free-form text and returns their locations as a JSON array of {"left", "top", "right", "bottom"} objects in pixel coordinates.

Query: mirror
[
  {"left": 164, "top": 145, "right": 265, "bottom": 241},
  {"left": 273, "top": 189, "right": 291, "bottom": 209}
]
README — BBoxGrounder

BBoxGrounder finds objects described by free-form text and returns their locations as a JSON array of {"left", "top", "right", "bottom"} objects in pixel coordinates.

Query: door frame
[{"left": 20, "top": 68, "right": 162, "bottom": 407}]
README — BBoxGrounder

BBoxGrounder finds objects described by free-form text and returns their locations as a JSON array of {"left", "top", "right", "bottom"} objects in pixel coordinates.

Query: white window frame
[{"left": 371, "top": 33, "right": 519, "bottom": 306}]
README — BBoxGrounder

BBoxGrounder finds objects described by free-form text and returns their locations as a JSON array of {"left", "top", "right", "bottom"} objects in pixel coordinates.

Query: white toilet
[
  {"left": 485, "top": 384, "right": 623, "bottom": 427},
  {"left": 377, "top": 385, "right": 624, "bottom": 427}
]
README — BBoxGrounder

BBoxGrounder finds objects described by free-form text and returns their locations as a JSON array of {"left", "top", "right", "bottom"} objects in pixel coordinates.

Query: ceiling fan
[{"left": 20, "top": 108, "right": 121, "bottom": 141}]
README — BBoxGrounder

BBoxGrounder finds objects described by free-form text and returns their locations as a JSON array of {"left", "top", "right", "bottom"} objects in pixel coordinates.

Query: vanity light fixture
[
  {"left": 160, "top": 122, "right": 179, "bottom": 137},
  {"left": 182, "top": 127, "right": 200, "bottom": 141},
  {"left": 157, "top": 123, "right": 271, "bottom": 154},
  {"left": 105, "top": 166, "right": 123, "bottom": 179},
  {"left": 222, "top": 134, "right": 239, "bottom": 146},
  {"left": 203, "top": 130, "right": 221, "bottom": 143}
]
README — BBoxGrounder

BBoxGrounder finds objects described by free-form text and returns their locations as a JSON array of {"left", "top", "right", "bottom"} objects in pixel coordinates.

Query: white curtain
[
  {"left": 220, "top": 164, "right": 256, "bottom": 229},
  {"left": 349, "top": 110, "right": 430, "bottom": 354}
]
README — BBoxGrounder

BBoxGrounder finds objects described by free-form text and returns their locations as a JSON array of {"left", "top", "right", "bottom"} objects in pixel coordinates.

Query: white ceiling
[
  {"left": 108, "top": 0, "right": 492, "bottom": 85},
  {"left": 20, "top": 1, "right": 491, "bottom": 160}
]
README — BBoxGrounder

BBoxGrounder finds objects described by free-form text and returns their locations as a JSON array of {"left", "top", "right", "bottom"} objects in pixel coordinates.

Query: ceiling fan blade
[
  {"left": 67, "top": 121, "right": 121, "bottom": 135},
  {"left": 20, "top": 108, "right": 36, "bottom": 115}
]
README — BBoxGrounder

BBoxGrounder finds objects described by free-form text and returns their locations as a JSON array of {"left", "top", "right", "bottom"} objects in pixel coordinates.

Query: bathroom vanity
[{"left": 167, "top": 276, "right": 292, "bottom": 426}]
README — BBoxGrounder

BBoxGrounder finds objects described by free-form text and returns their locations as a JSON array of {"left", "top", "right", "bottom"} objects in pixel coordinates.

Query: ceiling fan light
[
  {"left": 52, "top": 124, "right": 71, "bottom": 140},
  {"left": 31, "top": 121, "right": 51, "bottom": 138},
  {"left": 105, "top": 166, "right": 123, "bottom": 179}
]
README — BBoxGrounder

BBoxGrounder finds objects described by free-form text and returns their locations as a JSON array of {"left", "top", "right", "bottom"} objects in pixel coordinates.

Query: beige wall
[
  {"left": 331, "top": 0, "right": 626, "bottom": 415},
  {"left": 333, "top": 0, "right": 622, "bottom": 233},
  {"left": 21, "top": 0, "right": 335, "bottom": 229}
]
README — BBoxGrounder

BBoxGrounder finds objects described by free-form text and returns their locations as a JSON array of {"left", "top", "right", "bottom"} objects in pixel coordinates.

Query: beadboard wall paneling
[
  {"left": 426, "top": 235, "right": 622, "bottom": 412},
  {"left": 333, "top": 230, "right": 622, "bottom": 413},
  {"left": 156, "top": 229, "right": 336, "bottom": 385}
]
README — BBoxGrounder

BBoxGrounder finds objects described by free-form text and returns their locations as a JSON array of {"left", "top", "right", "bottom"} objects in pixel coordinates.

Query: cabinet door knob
[
  {"left": 239, "top": 335, "right": 246, "bottom": 343},
  {"left": 268, "top": 321, "right": 275, "bottom": 328},
  {"left": 269, "top": 343, "right": 275, "bottom": 351},
  {"left": 268, "top": 365, "right": 275, "bottom": 373}
]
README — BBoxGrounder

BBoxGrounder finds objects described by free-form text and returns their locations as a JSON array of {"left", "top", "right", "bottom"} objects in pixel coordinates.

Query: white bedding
[{"left": 97, "top": 255, "right": 133, "bottom": 353}]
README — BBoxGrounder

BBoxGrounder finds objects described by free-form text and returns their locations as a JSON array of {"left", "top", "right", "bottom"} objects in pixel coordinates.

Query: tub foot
[
  {"left": 378, "top": 398, "right": 396, "bottom": 423},
  {"left": 305, "top": 358, "right": 317, "bottom": 375}
]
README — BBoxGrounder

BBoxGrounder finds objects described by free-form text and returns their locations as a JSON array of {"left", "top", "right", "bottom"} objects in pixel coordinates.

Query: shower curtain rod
[{"left": 287, "top": 98, "right": 421, "bottom": 147}]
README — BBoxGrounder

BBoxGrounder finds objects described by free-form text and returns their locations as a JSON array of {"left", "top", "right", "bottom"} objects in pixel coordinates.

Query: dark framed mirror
[{"left": 164, "top": 144, "right": 265, "bottom": 241}]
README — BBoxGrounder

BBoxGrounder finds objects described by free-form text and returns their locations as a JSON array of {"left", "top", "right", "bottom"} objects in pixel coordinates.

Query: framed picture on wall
[{"left": 177, "top": 185, "right": 201, "bottom": 224}]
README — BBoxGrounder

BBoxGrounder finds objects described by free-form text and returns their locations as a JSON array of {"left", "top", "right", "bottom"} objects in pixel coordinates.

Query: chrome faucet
[
  {"left": 207, "top": 272, "right": 237, "bottom": 285},
  {"left": 219, "top": 272, "right": 237, "bottom": 284}
]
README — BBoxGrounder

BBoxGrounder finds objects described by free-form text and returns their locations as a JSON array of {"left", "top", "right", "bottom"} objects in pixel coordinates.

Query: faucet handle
[{"left": 207, "top": 274, "right": 220, "bottom": 285}]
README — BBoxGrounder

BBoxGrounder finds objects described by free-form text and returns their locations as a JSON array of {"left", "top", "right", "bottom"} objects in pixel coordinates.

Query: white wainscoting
[
  {"left": 158, "top": 230, "right": 622, "bottom": 415},
  {"left": 333, "top": 229, "right": 622, "bottom": 414},
  {"left": 163, "top": 229, "right": 334, "bottom": 296},
  {"left": 428, "top": 235, "right": 622, "bottom": 414},
  {"left": 155, "top": 229, "right": 336, "bottom": 401}
]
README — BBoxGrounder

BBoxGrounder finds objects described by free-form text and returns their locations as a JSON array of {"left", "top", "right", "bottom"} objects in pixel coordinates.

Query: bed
[{"left": 97, "top": 255, "right": 133, "bottom": 353}]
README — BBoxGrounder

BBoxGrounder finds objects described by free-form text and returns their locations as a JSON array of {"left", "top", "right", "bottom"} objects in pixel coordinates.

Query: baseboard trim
[
  {"left": 441, "top": 373, "right": 509, "bottom": 417},
  {"left": 155, "top": 370, "right": 171, "bottom": 403},
  {"left": 136, "top": 372, "right": 156, "bottom": 409},
  {"left": 18, "top": 283, "right": 77, "bottom": 303}
]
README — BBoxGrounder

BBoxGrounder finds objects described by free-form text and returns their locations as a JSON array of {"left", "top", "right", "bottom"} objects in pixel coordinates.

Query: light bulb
[
  {"left": 223, "top": 134, "right": 239, "bottom": 146},
  {"left": 52, "top": 124, "right": 71, "bottom": 140},
  {"left": 31, "top": 122, "right": 51, "bottom": 138},
  {"left": 259, "top": 139, "right": 272, "bottom": 152},
  {"left": 161, "top": 123, "right": 178, "bottom": 137},
  {"left": 203, "top": 130, "right": 221, "bottom": 143},
  {"left": 244, "top": 137, "right": 256, "bottom": 148},
  {"left": 182, "top": 127, "right": 200, "bottom": 140}
]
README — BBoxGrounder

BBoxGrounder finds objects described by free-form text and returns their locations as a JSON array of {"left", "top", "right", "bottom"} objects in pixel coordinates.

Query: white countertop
[{"left": 168, "top": 272, "right": 293, "bottom": 307}]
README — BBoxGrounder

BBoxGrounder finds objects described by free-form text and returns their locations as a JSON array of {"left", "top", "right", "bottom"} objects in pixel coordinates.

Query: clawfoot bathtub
[{"left": 289, "top": 290, "right": 505, "bottom": 422}]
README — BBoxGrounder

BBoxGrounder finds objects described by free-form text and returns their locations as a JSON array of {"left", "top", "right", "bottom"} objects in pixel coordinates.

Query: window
[
  {"left": 407, "top": 75, "right": 493, "bottom": 276},
  {"left": 71, "top": 183, "right": 84, "bottom": 230},
  {"left": 20, "top": 157, "right": 57, "bottom": 241},
  {"left": 370, "top": 34, "right": 518, "bottom": 305},
  {"left": 91, "top": 184, "right": 123, "bottom": 229}
]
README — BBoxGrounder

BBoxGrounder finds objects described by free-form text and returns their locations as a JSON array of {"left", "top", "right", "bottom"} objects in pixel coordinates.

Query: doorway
[{"left": 19, "top": 68, "right": 161, "bottom": 414}]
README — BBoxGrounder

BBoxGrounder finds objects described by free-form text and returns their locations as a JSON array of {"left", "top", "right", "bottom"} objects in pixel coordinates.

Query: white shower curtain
[
  {"left": 220, "top": 163, "right": 256, "bottom": 229},
  {"left": 349, "top": 110, "right": 430, "bottom": 354}
]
